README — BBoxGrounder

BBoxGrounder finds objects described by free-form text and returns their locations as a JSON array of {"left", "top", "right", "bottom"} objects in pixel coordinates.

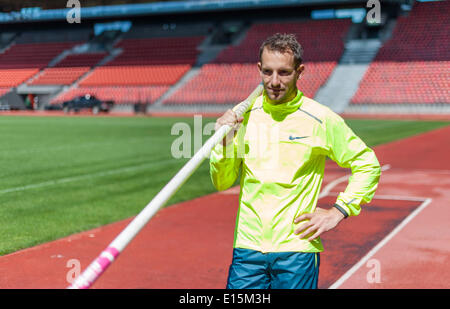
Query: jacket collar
[{"left": 262, "top": 88, "right": 303, "bottom": 121}]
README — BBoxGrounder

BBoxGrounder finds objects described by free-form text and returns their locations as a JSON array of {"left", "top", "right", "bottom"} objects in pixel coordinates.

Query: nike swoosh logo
[{"left": 289, "top": 135, "right": 309, "bottom": 141}]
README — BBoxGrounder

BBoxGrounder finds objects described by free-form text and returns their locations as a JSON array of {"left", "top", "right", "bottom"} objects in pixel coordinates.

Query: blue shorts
[{"left": 226, "top": 248, "right": 320, "bottom": 289}]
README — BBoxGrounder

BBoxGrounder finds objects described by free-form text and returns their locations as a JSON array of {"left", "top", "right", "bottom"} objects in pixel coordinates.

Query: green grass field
[{"left": 0, "top": 115, "right": 448, "bottom": 255}]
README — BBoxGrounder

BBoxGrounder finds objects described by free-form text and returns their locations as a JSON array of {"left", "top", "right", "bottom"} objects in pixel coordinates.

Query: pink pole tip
[{"left": 68, "top": 246, "right": 120, "bottom": 289}]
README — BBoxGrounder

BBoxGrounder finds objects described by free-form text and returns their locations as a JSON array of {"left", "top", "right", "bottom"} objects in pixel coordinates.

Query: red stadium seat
[
  {"left": 29, "top": 67, "right": 91, "bottom": 85},
  {"left": 0, "top": 41, "right": 82, "bottom": 87},
  {"left": 79, "top": 37, "right": 204, "bottom": 87},
  {"left": 0, "top": 42, "right": 79, "bottom": 70},
  {"left": 28, "top": 52, "right": 108, "bottom": 85},
  {"left": 214, "top": 19, "right": 350, "bottom": 64},
  {"left": 52, "top": 36, "right": 205, "bottom": 103},
  {"left": 163, "top": 19, "right": 351, "bottom": 105},
  {"left": 79, "top": 65, "right": 191, "bottom": 86},
  {"left": 351, "top": 1, "right": 450, "bottom": 105},
  {"left": 54, "top": 53, "right": 107, "bottom": 68},
  {"left": 0, "top": 68, "right": 40, "bottom": 87},
  {"left": 50, "top": 86, "right": 170, "bottom": 105}
]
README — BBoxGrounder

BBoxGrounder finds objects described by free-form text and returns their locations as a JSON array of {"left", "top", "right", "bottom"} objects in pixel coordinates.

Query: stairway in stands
[{"left": 314, "top": 39, "right": 382, "bottom": 113}]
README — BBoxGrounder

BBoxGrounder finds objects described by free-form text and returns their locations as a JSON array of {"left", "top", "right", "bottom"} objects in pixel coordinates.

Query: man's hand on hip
[{"left": 294, "top": 207, "right": 345, "bottom": 241}]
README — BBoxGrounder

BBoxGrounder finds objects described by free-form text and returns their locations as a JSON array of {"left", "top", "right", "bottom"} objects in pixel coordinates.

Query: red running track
[{"left": 0, "top": 125, "right": 449, "bottom": 289}]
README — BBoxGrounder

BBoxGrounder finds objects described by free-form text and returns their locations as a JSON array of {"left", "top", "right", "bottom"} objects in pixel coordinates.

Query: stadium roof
[
  {"left": 0, "top": 0, "right": 403, "bottom": 13},
  {"left": 0, "top": 0, "right": 165, "bottom": 12},
  {"left": 0, "top": 0, "right": 411, "bottom": 24}
]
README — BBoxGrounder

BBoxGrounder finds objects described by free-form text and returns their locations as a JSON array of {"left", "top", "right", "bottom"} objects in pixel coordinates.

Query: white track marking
[
  {"left": 319, "top": 164, "right": 391, "bottom": 198},
  {"left": 380, "top": 164, "right": 391, "bottom": 172},
  {"left": 0, "top": 158, "right": 177, "bottom": 195},
  {"left": 328, "top": 197, "right": 433, "bottom": 289},
  {"left": 319, "top": 175, "right": 349, "bottom": 198},
  {"left": 2, "top": 136, "right": 161, "bottom": 156}
]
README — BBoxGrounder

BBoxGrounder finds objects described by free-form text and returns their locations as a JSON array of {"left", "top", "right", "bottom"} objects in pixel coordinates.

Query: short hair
[{"left": 259, "top": 33, "right": 303, "bottom": 68}]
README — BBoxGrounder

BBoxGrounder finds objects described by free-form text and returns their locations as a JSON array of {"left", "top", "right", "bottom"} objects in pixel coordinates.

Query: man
[{"left": 209, "top": 33, "right": 381, "bottom": 289}]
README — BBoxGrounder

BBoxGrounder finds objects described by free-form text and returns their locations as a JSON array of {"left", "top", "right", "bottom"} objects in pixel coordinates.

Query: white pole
[{"left": 68, "top": 84, "right": 263, "bottom": 289}]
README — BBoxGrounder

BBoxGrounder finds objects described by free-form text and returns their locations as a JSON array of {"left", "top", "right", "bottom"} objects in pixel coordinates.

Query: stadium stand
[
  {"left": 51, "top": 31, "right": 206, "bottom": 105},
  {"left": 28, "top": 52, "right": 108, "bottom": 85},
  {"left": 0, "top": 68, "right": 39, "bottom": 87},
  {"left": 350, "top": 1, "right": 450, "bottom": 105},
  {"left": 0, "top": 28, "right": 92, "bottom": 88},
  {"left": 52, "top": 85, "right": 169, "bottom": 105},
  {"left": 55, "top": 53, "right": 108, "bottom": 68},
  {"left": 2, "top": 1, "right": 447, "bottom": 114},
  {"left": 0, "top": 42, "right": 78, "bottom": 70},
  {"left": 79, "top": 37, "right": 204, "bottom": 86},
  {"left": 79, "top": 64, "right": 192, "bottom": 86},
  {"left": 28, "top": 67, "right": 91, "bottom": 86},
  {"left": 163, "top": 19, "right": 352, "bottom": 105}
]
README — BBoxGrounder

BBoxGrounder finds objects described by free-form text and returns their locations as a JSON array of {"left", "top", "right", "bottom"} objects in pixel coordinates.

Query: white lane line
[
  {"left": 2, "top": 136, "right": 162, "bottom": 156},
  {"left": 0, "top": 158, "right": 178, "bottom": 195},
  {"left": 328, "top": 197, "right": 433, "bottom": 289},
  {"left": 319, "top": 164, "right": 390, "bottom": 199}
]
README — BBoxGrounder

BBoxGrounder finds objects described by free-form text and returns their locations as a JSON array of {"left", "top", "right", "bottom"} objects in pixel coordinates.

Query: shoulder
[
  {"left": 250, "top": 95, "right": 264, "bottom": 111},
  {"left": 233, "top": 94, "right": 263, "bottom": 115},
  {"left": 300, "top": 96, "right": 344, "bottom": 125},
  {"left": 241, "top": 95, "right": 264, "bottom": 121}
]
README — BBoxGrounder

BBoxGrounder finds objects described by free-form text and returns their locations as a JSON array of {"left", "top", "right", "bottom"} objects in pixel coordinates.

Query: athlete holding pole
[{"left": 210, "top": 33, "right": 381, "bottom": 289}]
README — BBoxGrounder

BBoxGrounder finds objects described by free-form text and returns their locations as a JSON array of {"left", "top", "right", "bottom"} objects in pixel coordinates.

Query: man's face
[{"left": 258, "top": 47, "right": 304, "bottom": 104}]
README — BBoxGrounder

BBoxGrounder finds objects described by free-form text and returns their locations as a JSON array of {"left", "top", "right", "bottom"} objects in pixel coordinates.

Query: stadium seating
[
  {"left": 79, "top": 37, "right": 204, "bottom": 87},
  {"left": 29, "top": 52, "right": 107, "bottom": 86},
  {"left": 351, "top": 1, "right": 450, "bottom": 105},
  {"left": 0, "top": 42, "right": 78, "bottom": 69},
  {"left": 351, "top": 61, "right": 449, "bottom": 104},
  {"left": 48, "top": 35, "right": 205, "bottom": 105},
  {"left": 0, "top": 68, "right": 40, "bottom": 87},
  {"left": 50, "top": 86, "right": 169, "bottom": 105},
  {"left": 214, "top": 19, "right": 349, "bottom": 64},
  {"left": 163, "top": 19, "right": 351, "bottom": 105},
  {"left": 167, "top": 64, "right": 260, "bottom": 105},
  {"left": 0, "top": 41, "right": 81, "bottom": 87},
  {"left": 79, "top": 64, "right": 191, "bottom": 86},
  {"left": 110, "top": 37, "right": 203, "bottom": 66},
  {"left": 0, "top": 26, "right": 95, "bottom": 88},
  {"left": 54, "top": 53, "right": 107, "bottom": 68},
  {"left": 166, "top": 61, "right": 337, "bottom": 105},
  {"left": 28, "top": 67, "right": 91, "bottom": 86}
]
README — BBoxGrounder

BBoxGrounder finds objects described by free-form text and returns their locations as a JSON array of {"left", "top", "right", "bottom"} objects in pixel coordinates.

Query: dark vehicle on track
[{"left": 62, "top": 94, "right": 114, "bottom": 114}]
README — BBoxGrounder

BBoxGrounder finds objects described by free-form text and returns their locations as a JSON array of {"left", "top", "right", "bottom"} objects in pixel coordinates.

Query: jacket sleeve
[
  {"left": 209, "top": 114, "right": 246, "bottom": 191},
  {"left": 326, "top": 113, "right": 381, "bottom": 217},
  {"left": 209, "top": 96, "right": 258, "bottom": 191},
  {"left": 209, "top": 129, "right": 243, "bottom": 191}
]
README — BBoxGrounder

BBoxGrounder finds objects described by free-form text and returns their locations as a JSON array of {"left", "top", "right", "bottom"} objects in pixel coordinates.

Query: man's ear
[
  {"left": 257, "top": 62, "right": 262, "bottom": 74},
  {"left": 296, "top": 64, "right": 305, "bottom": 78}
]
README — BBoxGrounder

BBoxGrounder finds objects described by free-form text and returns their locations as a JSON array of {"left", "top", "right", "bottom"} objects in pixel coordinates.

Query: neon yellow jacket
[{"left": 210, "top": 90, "right": 381, "bottom": 253}]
